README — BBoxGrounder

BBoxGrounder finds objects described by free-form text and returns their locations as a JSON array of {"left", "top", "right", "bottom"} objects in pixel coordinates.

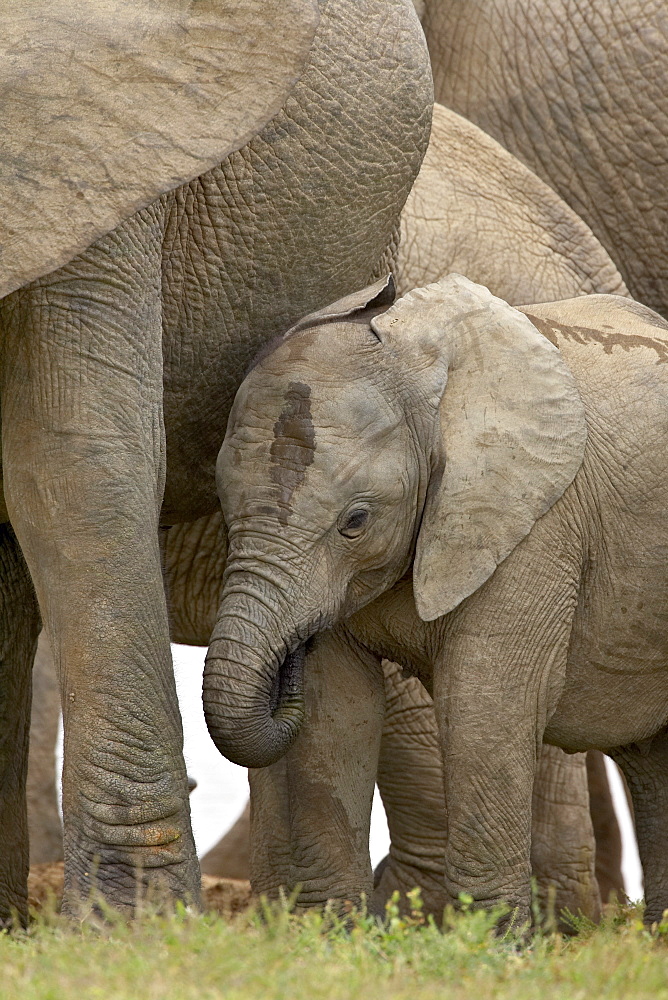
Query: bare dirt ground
[{"left": 27, "top": 863, "right": 252, "bottom": 919}]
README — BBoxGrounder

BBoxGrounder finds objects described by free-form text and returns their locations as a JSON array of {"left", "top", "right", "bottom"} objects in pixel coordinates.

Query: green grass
[{"left": 2, "top": 894, "right": 668, "bottom": 1000}]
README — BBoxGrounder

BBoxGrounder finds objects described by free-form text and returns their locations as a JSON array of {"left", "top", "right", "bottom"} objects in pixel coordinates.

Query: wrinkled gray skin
[
  {"left": 375, "top": 663, "right": 605, "bottom": 920},
  {"left": 27, "top": 632, "right": 198, "bottom": 868},
  {"left": 25, "top": 102, "right": 625, "bottom": 910},
  {"left": 27, "top": 638, "right": 624, "bottom": 911},
  {"left": 0, "top": 0, "right": 431, "bottom": 921},
  {"left": 163, "top": 105, "right": 629, "bottom": 910},
  {"left": 396, "top": 105, "right": 628, "bottom": 303},
  {"left": 210, "top": 274, "right": 668, "bottom": 929},
  {"left": 415, "top": 0, "right": 668, "bottom": 317}
]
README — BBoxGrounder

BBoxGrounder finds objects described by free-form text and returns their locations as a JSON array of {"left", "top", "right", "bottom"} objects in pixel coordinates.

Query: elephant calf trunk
[{"left": 203, "top": 624, "right": 305, "bottom": 769}]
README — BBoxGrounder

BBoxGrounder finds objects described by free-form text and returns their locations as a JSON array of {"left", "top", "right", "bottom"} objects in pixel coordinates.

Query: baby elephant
[{"left": 205, "top": 274, "right": 668, "bottom": 927}]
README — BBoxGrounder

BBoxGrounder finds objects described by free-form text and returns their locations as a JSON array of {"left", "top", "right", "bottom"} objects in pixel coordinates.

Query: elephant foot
[
  {"left": 490, "top": 903, "right": 532, "bottom": 942},
  {"left": 61, "top": 824, "right": 201, "bottom": 918},
  {"left": 0, "top": 884, "right": 29, "bottom": 931},
  {"left": 61, "top": 857, "right": 202, "bottom": 918},
  {"left": 532, "top": 874, "right": 601, "bottom": 935},
  {"left": 252, "top": 881, "right": 371, "bottom": 918},
  {"left": 371, "top": 853, "right": 447, "bottom": 922}
]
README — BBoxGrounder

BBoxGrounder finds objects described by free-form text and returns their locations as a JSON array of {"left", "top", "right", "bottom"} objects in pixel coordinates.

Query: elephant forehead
[
  {"left": 300, "top": 387, "right": 410, "bottom": 495},
  {"left": 267, "top": 381, "right": 315, "bottom": 513},
  {"left": 222, "top": 374, "right": 407, "bottom": 515},
  {"left": 237, "top": 353, "right": 400, "bottom": 436},
  {"left": 310, "top": 381, "right": 403, "bottom": 436}
]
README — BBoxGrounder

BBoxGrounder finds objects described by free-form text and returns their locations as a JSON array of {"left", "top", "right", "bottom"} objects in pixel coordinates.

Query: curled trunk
[{"left": 203, "top": 588, "right": 305, "bottom": 768}]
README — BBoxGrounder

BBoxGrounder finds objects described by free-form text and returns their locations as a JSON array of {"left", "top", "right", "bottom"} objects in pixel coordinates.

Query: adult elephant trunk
[{"left": 203, "top": 575, "right": 308, "bottom": 769}]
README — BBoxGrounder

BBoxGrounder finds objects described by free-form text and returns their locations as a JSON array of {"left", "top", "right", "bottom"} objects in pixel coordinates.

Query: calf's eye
[{"left": 338, "top": 507, "right": 370, "bottom": 538}]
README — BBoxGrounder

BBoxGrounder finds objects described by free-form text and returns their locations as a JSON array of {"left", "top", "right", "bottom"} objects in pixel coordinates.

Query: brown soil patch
[
  {"left": 201, "top": 873, "right": 252, "bottom": 919},
  {"left": 28, "top": 863, "right": 252, "bottom": 919}
]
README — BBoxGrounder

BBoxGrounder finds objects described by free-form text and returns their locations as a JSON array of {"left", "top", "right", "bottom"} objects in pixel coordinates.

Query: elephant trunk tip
[{"left": 203, "top": 643, "right": 306, "bottom": 769}]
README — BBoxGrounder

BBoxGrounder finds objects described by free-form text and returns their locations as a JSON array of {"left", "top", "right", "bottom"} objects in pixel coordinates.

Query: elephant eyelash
[{"left": 338, "top": 507, "right": 370, "bottom": 538}]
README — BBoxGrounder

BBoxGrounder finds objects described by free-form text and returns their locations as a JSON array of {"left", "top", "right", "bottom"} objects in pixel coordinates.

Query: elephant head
[{"left": 204, "top": 274, "right": 587, "bottom": 767}]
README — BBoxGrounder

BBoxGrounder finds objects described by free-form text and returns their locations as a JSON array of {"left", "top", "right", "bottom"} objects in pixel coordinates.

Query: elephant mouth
[
  {"left": 204, "top": 607, "right": 328, "bottom": 769},
  {"left": 269, "top": 641, "right": 306, "bottom": 714}
]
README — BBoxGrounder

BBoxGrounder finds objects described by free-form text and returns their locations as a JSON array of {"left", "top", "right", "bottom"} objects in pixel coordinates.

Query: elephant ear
[
  {"left": 372, "top": 274, "right": 587, "bottom": 622},
  {"left": 0, "top": 0, "right": 319, "bottom": 298},
  {"left": 287, "top": 274, "right": 396, "bottom": 334}
]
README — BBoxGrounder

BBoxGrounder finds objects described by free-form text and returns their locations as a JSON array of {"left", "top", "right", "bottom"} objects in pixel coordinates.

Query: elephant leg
[
  {"left": 373, "top": 660, "right": 446, "bottom": 918},
  {"left": 0, "top": 524, "right": 41, "bottom": 926},
  {"left": 0, "top": 216, "right": 199, "bottom": 914},
  {"left": 610, "top": 733, "right": 668, "bottom": 924},
  {"left": 374, "top": 664, "right": 600, "bottom": 928},
  {"left": 27, "top": 632, "right": 63, "bottom": 865},
  {"left": 433, "top": 656, "right": 536, "bottom": 930},
  {"left": 432, "top": 563, "right": 579, "bottom": 932},
  {"left": 249, "top": 628, "right": 384, "bottom": 910},
  {"left": 200, "top": 802, "right": 250, "bottom": 881},
  {"left": 530, "top": 745, "right": 600, "bottom": 928},
  {"left": 586, "top": 750, "right": 625, "bottom": 904}
]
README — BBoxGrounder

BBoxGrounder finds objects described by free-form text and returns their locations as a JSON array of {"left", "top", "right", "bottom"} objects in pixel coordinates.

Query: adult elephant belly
[{"left": 160, "top": 0, "right": 432, "bottom": 524}]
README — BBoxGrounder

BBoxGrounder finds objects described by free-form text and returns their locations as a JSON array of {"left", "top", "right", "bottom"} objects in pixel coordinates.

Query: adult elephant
[
  {"left": 0, "top": 0, "right": 432, "bottom": 922},
  {"left": 415, "top": 0, "right": 668, "bottom": 317},
  {"left": 394, "top": 105, "right": 626, "bottom": 303}
]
